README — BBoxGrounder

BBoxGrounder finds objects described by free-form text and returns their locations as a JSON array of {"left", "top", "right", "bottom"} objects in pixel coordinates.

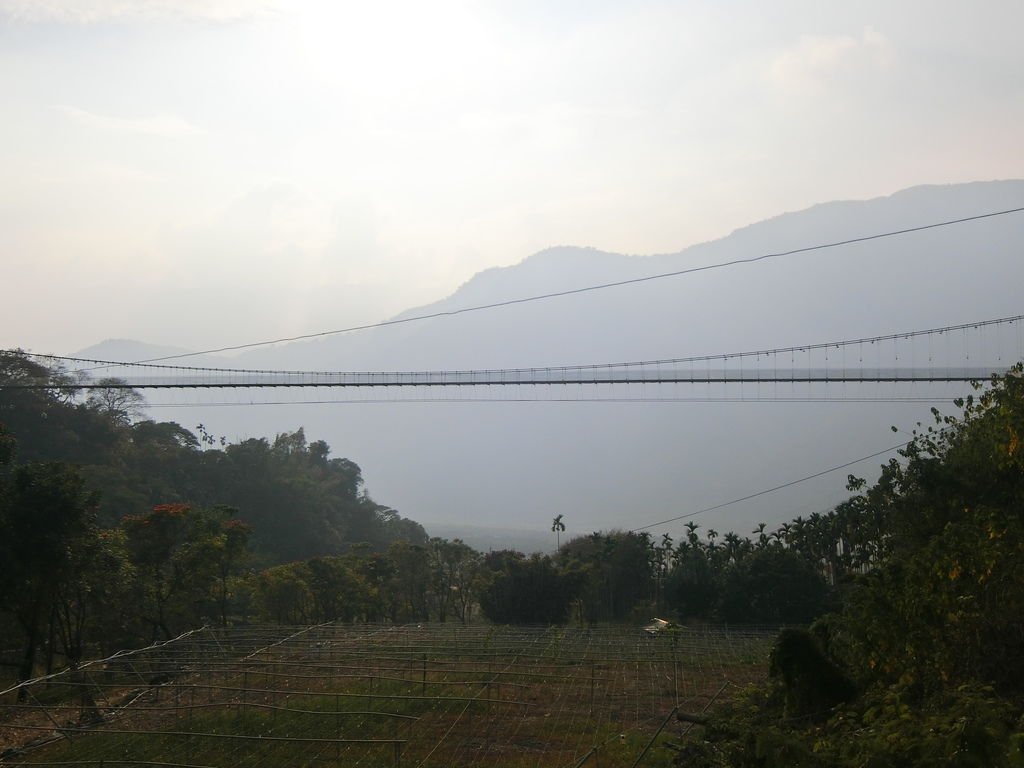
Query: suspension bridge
[{"left": 4, "top": 314, "right": 1022, "bottom": 405}]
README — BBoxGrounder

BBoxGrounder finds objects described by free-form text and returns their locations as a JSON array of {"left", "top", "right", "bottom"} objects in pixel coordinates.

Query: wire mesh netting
[{"left": 0, "top": 623, "right": 774, "bottom": 767}]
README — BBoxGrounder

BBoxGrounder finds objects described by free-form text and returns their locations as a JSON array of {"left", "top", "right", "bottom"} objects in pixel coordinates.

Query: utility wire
[
  {"left": 115, "top": 206, "right": 1024, "bottom": 364},
  {"left": 629, "top": 440, "right": 912, "bottom": 532}
]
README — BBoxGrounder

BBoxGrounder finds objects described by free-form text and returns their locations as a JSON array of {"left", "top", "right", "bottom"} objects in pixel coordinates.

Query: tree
[
  {"left": 654, "top": 533, "right": 673, "bottom": 612},
  {"left": 717, "top": 547, "right": 831, "bottom": 624},
  {"left": 255, "top": 563, "right": 314, "bottom": 624},
  {"left": 666, "top": 543, "right": 717, "bottom": 620},
  {"left": 551, "top": 513, "right": 566, "bottom": 550},
  {"left": 426, "top": 538, "right": 480, "bottom": 624},
  {"left": 122, "top": 503, "right": 249, "bottom": 639},
  {"left": 387, "top": 540, "right": 431, "bottom": 622},
  {"left": 0, "top": 421, "right": 14, "bottom": 465},
  {"left": 207, "top": 512, "right": 252, "bottom": 627},
  {"left": 305, "top": 556, "right": 373, "bottom": 622},
  {"left": 832, "top": 368, "right": 1024, "bottom": 694},
  {"left": 479, "top": 553, "right": 578, "bottom": 625},
  {"left": 0, "top": 351, "right": 111, "bottom": 465},
  {"left": 53, "top": 528, "right": 134, "bottom": 665},
  {"left": 560, "top": 531, "right": 654, "bottom": 622},
  {"left": 0, "top": 462, "right": 100, "bottom": 695},
  {"left": 85, "top": 378, "right": 146, "bottom": 426},
  {"left": 667, "top": 367, "right": 1024, "bottom": 768},
  {"left": 752, "top": 522, "right": 769, "bottom": 549},
  {"left": 683, "top": 521, "right": 701, "bottom": 549}
]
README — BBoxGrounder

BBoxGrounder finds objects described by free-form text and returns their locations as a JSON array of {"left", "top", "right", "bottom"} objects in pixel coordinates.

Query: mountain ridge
[{"left": 78, "top": 179, "right": 1024, "bottom": 369}]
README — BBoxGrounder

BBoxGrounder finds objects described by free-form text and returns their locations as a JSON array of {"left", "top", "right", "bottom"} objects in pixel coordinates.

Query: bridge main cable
[{"left": 5, "top": 313, "right": 1022, "bottom": 390}]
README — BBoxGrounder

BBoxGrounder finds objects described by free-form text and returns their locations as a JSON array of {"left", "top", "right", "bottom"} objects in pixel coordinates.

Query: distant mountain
[
  {"left": 75, "top": 339, "right": 194, "bottom": 361},
  {"left": 73, "top": 339, "right": 230, "bottom": 368},
  {"left": 235, "top": 180, "right": 1024, "bottom": 371},
  {"left": 81, "top": 180, "right": 1024, "bottom": 540}
]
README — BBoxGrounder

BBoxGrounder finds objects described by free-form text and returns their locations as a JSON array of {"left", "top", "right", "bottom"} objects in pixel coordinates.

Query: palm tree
[
  {"left": 684, "top": 521, "right": 701, "bottom": 549},
  {"left": 655, "top": 533, "right": 673, "bottom": 611},
  {"left": 789, "top": 517, "right": 807, "bottom": 553},
  {"left": 774, "top": 522, "right": 792, "bottom": 547},
  {"left": 752, "top": 522, "right": 768, "bottom": 549},
  {"left": 660, "top": 532, "right": 674, "bottom": 558},
  {"left": 723, "top": 531, "right": 744, "bottom": 563},
  {"left": 551, "top": 514, "right": 566, "bottom": 551},
  {"left": 706, "top": 529, "right": 718, "bottom": 551}
]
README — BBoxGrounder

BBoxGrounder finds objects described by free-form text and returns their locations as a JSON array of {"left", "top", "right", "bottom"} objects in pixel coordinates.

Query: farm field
[{"left": 0, "top": 624, "right": 773, "bottom": 767}]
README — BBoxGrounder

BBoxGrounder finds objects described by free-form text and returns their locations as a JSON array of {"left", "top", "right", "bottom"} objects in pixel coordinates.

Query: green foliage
[
  {"left": 674, "top": 365, "right": 1024, "bottom": 766},
  {"left": 718, "top": 548, "right": 831, "bottom": 624},
  {"left": 122, "top": 503, "right": 252, "bottom": 639},
  {"left": 250, "top": 538, "right": 485, "bottom": 626},
  {"left": 386, "top": 540, "right": 431, "bottom": 622},
  {"left": 426, "top": 537, "right": 481, "bottom": 623},
  {"left": 666, "top": 543, "right": 719, "bottom": 619},
  {"left": 479, "top": 552, "right": 579, "bottom": 624},
  {"left": 767, "top": 628, "right": 856, "bottom": 720},
  {"left": 559, "top": 531, "right": 654, "bottom": 622},
  {"left": 0, "top": 352, "right": 431, "bottom": 681},
  {"left": 0, "top": 421, "right": 14, "bottom": 465},
  {"left": 828, "top": 367, "right": 1024, "bottom": 696},
  {"left": 0, "top": 352, "right": 427, "bottom": 565},
  {"left": 664, "top": 528, "right": 832, "bottom": 624},
  {"left": 0, "top": 460, "right": 100, "bottom": 689}
]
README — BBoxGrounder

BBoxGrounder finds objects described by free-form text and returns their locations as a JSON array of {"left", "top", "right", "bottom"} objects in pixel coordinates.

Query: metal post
[
  {"left": 84, "top": 667, "right": 112, "bottom": 710},
  {"left": 239, "top": 670, "right": 247, "bottom": 730},
  {"left": 187, "top": 685, "right": 194, "bottom": 760},
  {"left": 590, "top": 662, "right": 595, "bottom": 716},
  {"left": 573, "top": 746, "right": 597, "bottom": 767},
  {"left": 27, "top": 687, "right": 70, "bottom": 742},
  {"left": 629, "top": 705, "right": 678, "bottom": 768}
]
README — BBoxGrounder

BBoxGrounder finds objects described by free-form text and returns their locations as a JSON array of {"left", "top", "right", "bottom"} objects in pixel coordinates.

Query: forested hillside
[
  {"left": 0, "top": 351, "right": 425, "bottom": 562},
  {"left": 0, "top": 350, "right": 433, "bottom": 689}
]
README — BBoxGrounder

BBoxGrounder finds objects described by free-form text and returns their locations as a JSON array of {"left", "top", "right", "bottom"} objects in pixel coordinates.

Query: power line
[
  {"left": 113, "top": 205, "right": 1024, "bottom": 364},
  {"left": 629, "top": 440, "right": 912, "bottom": 532}
]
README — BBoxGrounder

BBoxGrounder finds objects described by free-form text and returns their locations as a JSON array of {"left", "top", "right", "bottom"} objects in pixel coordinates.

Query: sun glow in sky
[{"left": 2, "top": 0, "right": 1023, "bottom": 352}]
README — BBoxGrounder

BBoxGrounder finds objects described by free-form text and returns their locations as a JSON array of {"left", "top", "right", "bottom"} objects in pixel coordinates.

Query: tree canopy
[
  {"left": 0, "top": 351, "right": 426, "bottom": 564},
  {"left": 677, "top": 366, "right": 1024, "bottom": 766}
]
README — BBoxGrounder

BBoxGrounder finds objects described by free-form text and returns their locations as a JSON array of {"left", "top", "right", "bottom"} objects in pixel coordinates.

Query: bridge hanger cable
[
  {"left": 142, "top": 396, "right": 956, "bottom": 407},
  {"left": 16, "top": 313, "right": 1024, "bottom": 383},
  {"left": 86, "top": 205, "right": 1024, "bottom": 365}
]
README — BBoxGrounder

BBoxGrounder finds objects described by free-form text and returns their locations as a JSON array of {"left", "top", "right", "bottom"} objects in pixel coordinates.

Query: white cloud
[
  {"left": 0, "top": 0, "right": 280, "bottom": 23},
  {"left": 768, "top": 26, "right": 894, "bottom": 92},
  {"left": 54, "top": 105, "right": 204, "bottom": 137}
]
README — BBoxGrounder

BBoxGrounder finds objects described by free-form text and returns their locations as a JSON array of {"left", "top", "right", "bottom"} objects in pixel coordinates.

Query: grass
[{"left": 4, "top": 624, "right": 772, "bottom": 767}]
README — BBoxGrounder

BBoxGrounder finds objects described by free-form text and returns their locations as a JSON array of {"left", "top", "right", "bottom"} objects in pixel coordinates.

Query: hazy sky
[{"left": 2, "top": 0, "right": 1022, "bottom": 354}]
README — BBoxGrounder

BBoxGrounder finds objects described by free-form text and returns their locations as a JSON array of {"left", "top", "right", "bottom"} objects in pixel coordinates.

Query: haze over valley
[{"left": 71, "top": 180, "right": 1024, "bottom": 543}]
